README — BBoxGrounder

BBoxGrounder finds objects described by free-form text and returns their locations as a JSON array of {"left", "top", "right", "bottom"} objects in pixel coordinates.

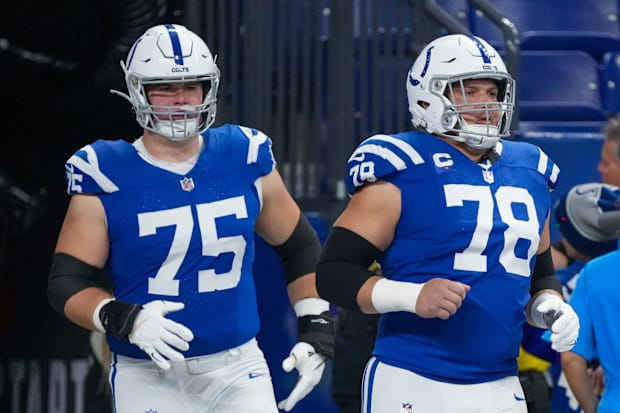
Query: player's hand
[
  {"left": 277, "top": 342, "right": 326, "bottom": 411},
  {"left": 588, "top": 365, "right": 605, "bottom": 397},
  {"left": 415, "top": 278, "right": 470, "bottom": 319},
  {"left": 536, "top": 295, "right": 579, "bottom": 352},
  {"left": 128, "top": 300, "right": 194, "bottom": 370}
]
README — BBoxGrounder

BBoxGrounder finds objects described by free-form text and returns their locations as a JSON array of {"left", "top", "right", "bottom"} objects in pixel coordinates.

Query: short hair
[{"left": 604, "top": 114, "right": 620, "bottom": 161}]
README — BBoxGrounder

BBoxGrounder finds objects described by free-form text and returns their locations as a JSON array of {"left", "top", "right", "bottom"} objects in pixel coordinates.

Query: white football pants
[
  {"left": 110, "top": 338, "right": 279, "bottom": 413},
  {"left": 362, "top": 357, "right": 528, "bottom": 413}
]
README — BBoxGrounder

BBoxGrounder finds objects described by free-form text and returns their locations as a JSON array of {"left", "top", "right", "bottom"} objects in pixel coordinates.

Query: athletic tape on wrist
[
  {"left": 293, "top": 297, "right": 330, "bottom": 317},
  {"left": 530, "top": 292, "right": 563, "bottom": 329},
  {"left": 371, "top": 278, "right": 424, "bottom": 314}
]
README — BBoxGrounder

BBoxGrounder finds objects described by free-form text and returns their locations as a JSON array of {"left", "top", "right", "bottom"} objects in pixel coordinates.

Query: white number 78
[{"left": 444, "top": 184, "right": 540, "bottom": 277}]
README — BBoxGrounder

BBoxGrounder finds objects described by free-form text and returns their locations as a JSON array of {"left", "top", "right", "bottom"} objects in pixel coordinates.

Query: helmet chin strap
[
  {"left": 154, "top": 117, "right": 202, "bottom": 141},
  {"left": 458, "top": 122, "right": 500, "bottom": 150}
]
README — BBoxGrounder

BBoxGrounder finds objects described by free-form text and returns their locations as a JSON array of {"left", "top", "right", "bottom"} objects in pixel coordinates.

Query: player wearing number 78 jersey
[{"left": 316, "top": 34, "right": 579, "bottom": 413}]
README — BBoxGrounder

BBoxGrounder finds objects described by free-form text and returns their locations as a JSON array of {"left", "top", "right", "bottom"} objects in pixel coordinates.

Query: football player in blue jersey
[
  {"left": 316, "top": 34, "right": 580, "bottom": 412},
  {"left": 47, "top": 24, "right": 334, "bottom": 413}
]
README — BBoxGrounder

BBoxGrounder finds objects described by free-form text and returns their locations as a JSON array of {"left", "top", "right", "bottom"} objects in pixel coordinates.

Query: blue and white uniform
[
  {"left": 65, "top": 124, "right": 274, "bottom": 359},
  {"left": 346, "top": 131, "right": 559, "bottom": 384}
]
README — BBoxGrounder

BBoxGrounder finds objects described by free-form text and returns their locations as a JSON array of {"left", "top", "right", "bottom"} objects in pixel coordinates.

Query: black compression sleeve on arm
[
  {"left": 273, "top": 213, "right": 322, "bottom": 284},
  {"left": 530, "top": 247, "right": 562, "bottom": 296},
  {"left": 316, "top": 227, "right": 382, "bottom": 311},
  {"left": 48, "top": 253, "right": 102, "bottom": 314}
]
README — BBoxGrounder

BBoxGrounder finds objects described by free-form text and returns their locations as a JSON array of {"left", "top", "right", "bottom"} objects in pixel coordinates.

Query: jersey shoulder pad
[
  {"left": 206, "top": 124, "right": 275, "bottom": 176},
  {"left": 499, "top": 140, "right": 560, "bottom": 190},
  {"left": 345, "top": 132, "right": 425, "bottom": 195},
  {"left": 64, "top": 139, "right": 131, "bottom": 195}
]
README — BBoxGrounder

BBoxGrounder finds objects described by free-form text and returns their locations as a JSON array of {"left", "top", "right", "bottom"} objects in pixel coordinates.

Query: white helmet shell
[
  {"left": 406, "top": 34, "right": 514, "bottom": 149},
  {"left": 114, "top": 24, "right": 220, "bottom": 141}
]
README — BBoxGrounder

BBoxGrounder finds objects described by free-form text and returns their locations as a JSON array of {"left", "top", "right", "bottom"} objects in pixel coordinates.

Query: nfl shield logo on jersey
[
  {"left": 401, "top": 402, "right": 413, "bottom": 413},
  {"left": 180, "top": 177, "right": 195, "bottom": 192},
  {"left": 482, "top": 169, "right": 494, "bottom": 184}
]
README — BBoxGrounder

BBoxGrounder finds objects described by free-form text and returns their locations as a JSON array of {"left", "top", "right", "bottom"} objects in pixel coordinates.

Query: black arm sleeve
[
  {"left": 316, "top": 227, "right": 382, "bottom": 312},
  {"left": 273, "top": 213, "right": 322, "bottom": 284},
  {"left": 530, "top": 247, "right": 562, "bottom": 296},
  {"left": 48, "top": 253, "right": 103, "bottom": 314}
]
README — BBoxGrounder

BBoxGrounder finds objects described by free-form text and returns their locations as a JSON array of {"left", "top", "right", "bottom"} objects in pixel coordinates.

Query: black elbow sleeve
[
  {"left": 530, "top": 247, "right": 562, "bottom": 296},
  {"left": 47, "top": 253, "right": 103, "bottom": 314},
  {"left": 316, "top": 227, "right": 382, "bottom": 311},
  {"left": 273, "top": 213, "right": 322, "bottom": 284}
]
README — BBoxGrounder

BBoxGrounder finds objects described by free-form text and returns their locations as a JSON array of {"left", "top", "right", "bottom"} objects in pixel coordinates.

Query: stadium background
[{"left": 0, "top": 0, "right": 613, "bottom": 411}]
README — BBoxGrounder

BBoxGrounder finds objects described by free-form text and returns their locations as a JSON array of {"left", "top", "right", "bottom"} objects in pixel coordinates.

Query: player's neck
[
  {"left": 438, "top": 136, "right": 487, "bottom": 163},
  {"left": 140, "top": 131, "right": 203, "bottom": 163}
]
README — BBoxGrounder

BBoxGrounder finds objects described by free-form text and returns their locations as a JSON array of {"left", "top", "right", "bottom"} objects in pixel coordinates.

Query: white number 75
[{"left": 137, "top": 196, "right": 248, "bottom": 296}]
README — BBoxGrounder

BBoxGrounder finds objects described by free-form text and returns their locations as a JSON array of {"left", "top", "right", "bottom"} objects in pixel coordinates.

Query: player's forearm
[
  {"left": 64, "top": 287, "right": 113, "bottom": 331},
  {"left": 286, "top": 273, "right": 320, "bottom": 304},
  {"left": 562, "top": 352, "right": 599, "bottom": 413}
]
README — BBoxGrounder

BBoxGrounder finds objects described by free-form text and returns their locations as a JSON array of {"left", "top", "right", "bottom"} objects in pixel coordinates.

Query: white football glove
[
  {"left": 128, "top": 300, "right": 194, "bottom": 370},
  {"left": 534, "top": 294, "right": 580, "bottom": 352},
  {"left": 277, "top": 342, "right": 326, "bottom": 412}
]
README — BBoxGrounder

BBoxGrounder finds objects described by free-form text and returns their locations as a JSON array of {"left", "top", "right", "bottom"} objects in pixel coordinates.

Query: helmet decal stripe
[
  {"left": 409, "top": 46, "right": 434, "bottom": 86},
  {"left": 165, "top": 24, "right": 185, "bottom": 66},
  {"left": 468, "top": 35, "right": 492, "bottom": 64},
  {"left": 419, "top": 46, "right": 434, "bottom": 78},
  {"left": 126, "top": 38, "right": 142, "bottom": 69}
]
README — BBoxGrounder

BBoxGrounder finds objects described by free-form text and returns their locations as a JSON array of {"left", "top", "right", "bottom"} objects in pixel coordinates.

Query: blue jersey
[
  {"left": 345, "top": 131, "right": 559, "bottom": 384},
  {"left": 569, "top": 247, "right": 620, "bottom": 411},
  {"left": 64, "top": 124, "right": 275, "bottom": 358}
]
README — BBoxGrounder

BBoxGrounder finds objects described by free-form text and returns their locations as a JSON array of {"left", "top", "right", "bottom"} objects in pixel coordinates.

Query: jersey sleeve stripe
[
  {"left": 536, "top": 147, "right": 560, "bottom": 187},
  {"left": 367, "top": 135, "right": 425, "bottom": 165},
  {"left": 67, "top": 146, "right": 119, "bottom": 193},
  {"left": 549, "top": 163, "right": 560, "bottom": 185},
  {"left": 348, "top": 144, "right": 408, "bottom": 171},
  {"left": 239, "top": 125, "right": 268, "bottom": 165},
  {"left": 536, "top": 148, "right": 548, "bottom": 176},
  {"left": 254, "top": 179, "right": 263, "bottom": 211}
]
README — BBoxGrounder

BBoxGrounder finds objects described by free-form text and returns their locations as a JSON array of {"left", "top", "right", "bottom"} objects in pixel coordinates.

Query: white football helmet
[
  {"left": 406, "top": 34, "right": 514, "bottom": 149},
  {"left": 111, "top": 24, "right": 220, "bottom": 141}
]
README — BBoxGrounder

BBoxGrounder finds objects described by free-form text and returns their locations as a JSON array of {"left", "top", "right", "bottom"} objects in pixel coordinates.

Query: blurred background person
[
  {"left": 519, "top": 182, "right": 620, "bottom": 413},
  {"left": 561, "top": 184, "right": 620, "bottom": 413}
]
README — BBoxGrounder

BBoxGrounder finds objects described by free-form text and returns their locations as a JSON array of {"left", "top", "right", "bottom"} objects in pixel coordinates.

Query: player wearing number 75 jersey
[
  {"left": 316, "top": 34, "right": 579, "bottom": 413},
  {"left": 47, "top": 24, "right": 333, "bottom": 413}
]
